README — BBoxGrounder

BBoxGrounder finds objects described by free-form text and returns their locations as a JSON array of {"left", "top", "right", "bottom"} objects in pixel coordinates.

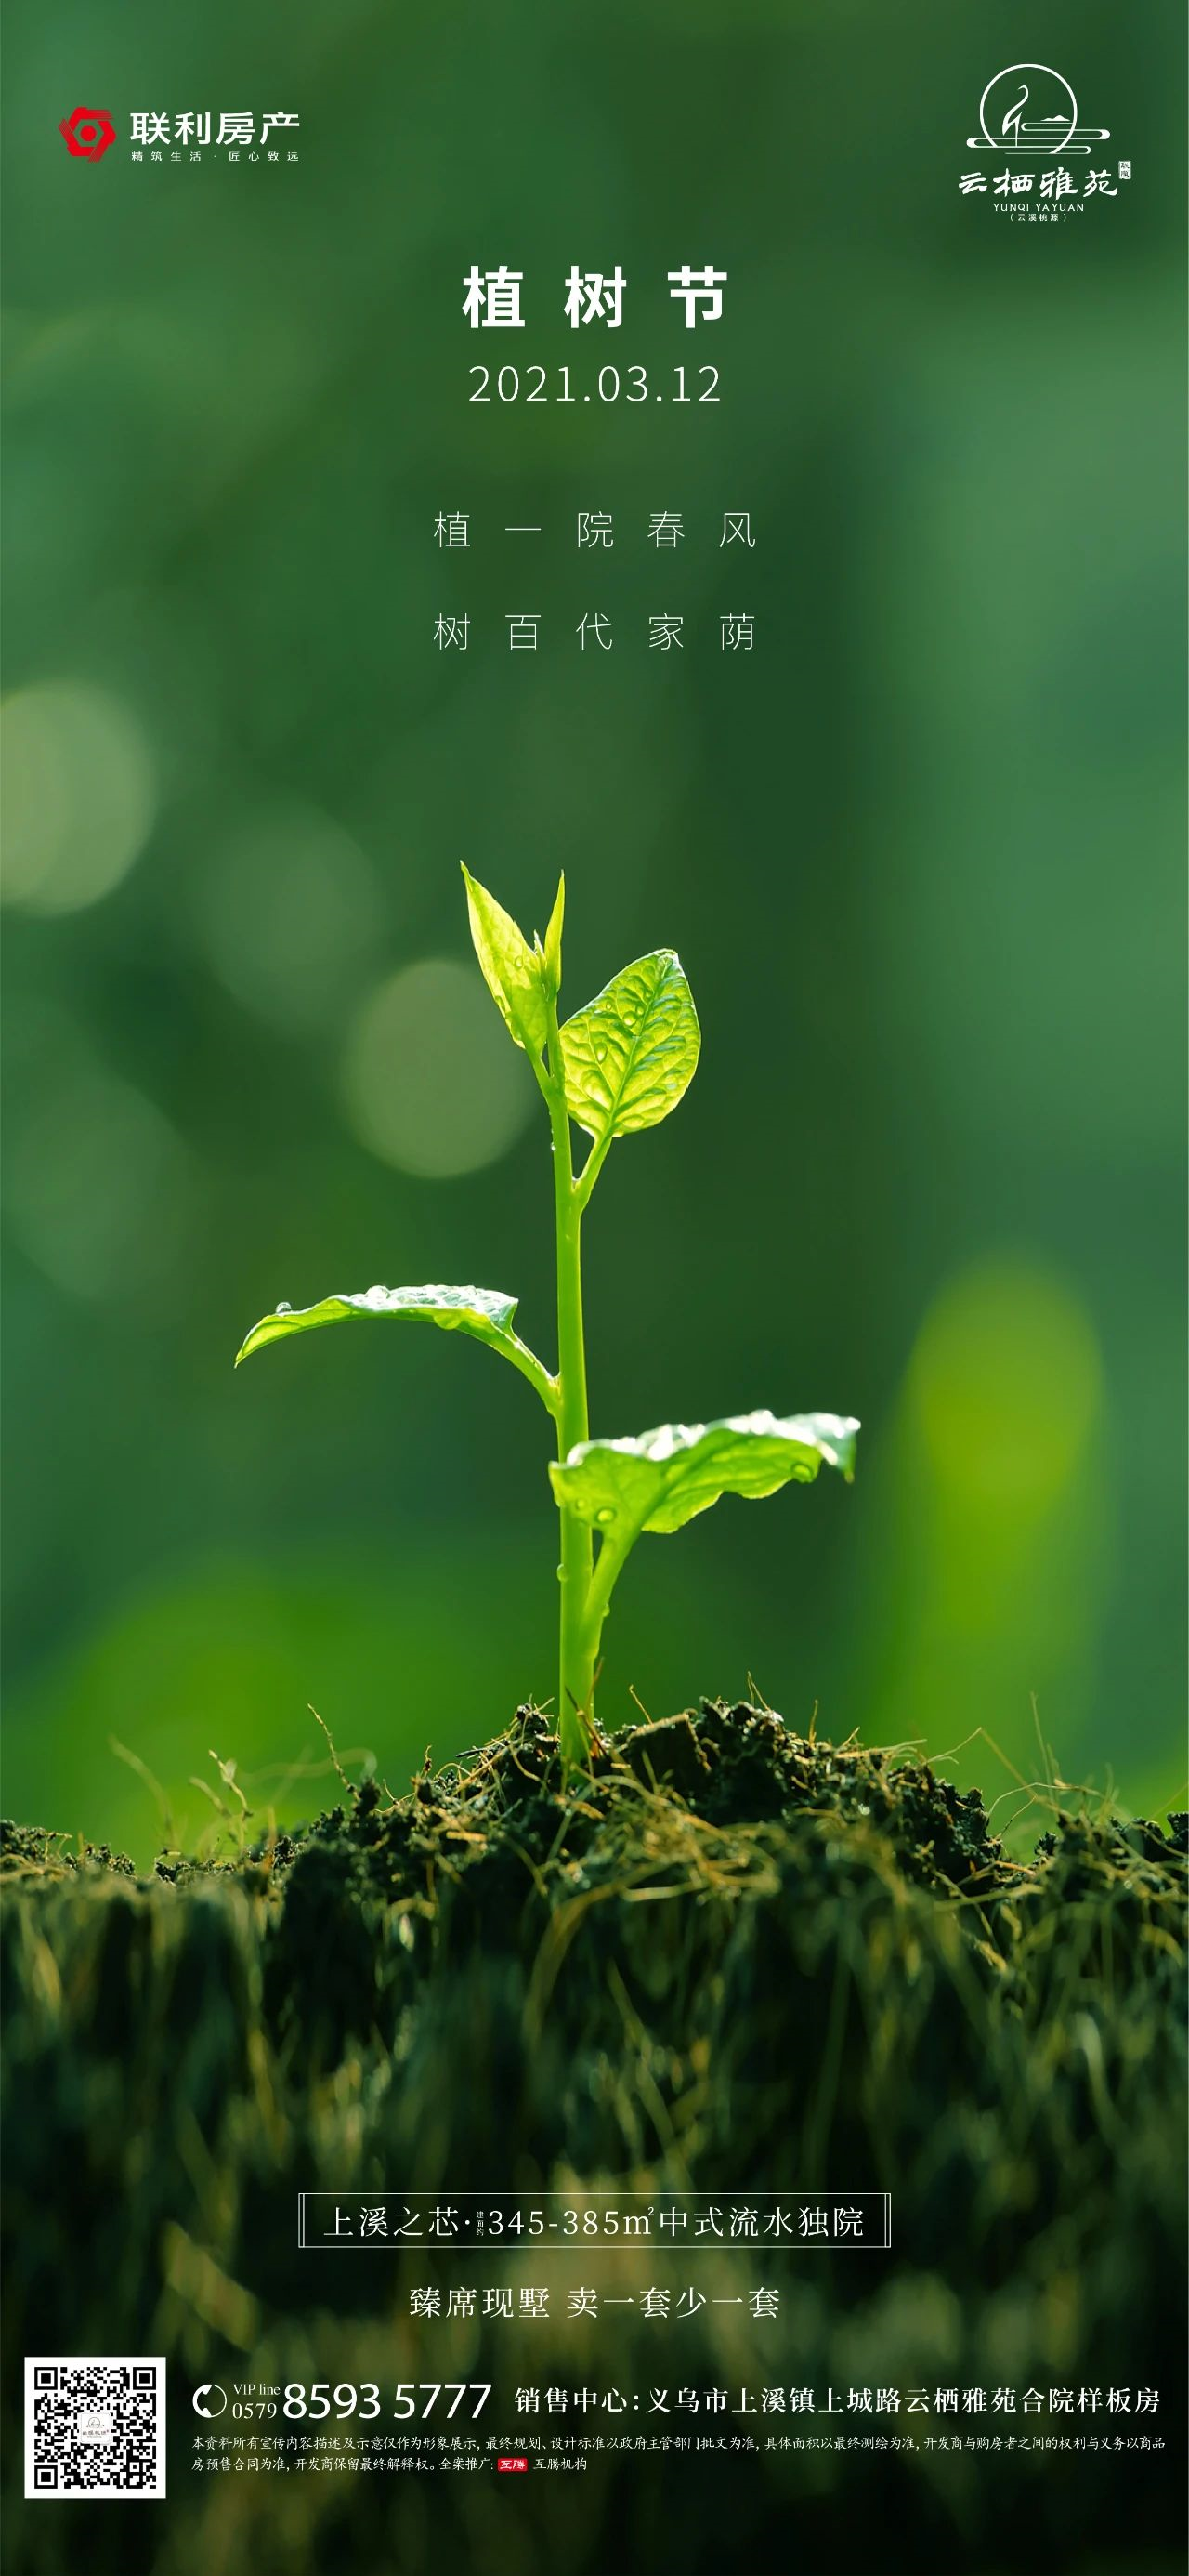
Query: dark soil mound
[{"left": 2, "top": 1703, "right": 1185, "bottom": 2576}]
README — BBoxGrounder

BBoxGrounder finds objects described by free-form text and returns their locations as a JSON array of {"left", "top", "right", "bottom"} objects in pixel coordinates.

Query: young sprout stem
[{"left": 541, "top": 993, "right": 597, "bottom": 1764}]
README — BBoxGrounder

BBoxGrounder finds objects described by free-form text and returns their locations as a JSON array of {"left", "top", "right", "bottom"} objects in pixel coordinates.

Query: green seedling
[{"left": 236, "top": 872, "right": 858, "bottom": 1766}]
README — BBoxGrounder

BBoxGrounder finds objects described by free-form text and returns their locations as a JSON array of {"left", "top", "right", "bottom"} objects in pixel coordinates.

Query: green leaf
[
  {"left": 462, "top": 866, "right": 548, "bottom": 1057},
  {"left": 540, "top": 871, "right": 565, "bottom": 996},
  {"left": 560, "top": 950, "right": 699, "bottom": 1144},
  {"left": 551, "top": 1409, "right": 858, "bottom": 1536},
  {"left": 235, "top": 1282, "right": 555, "bottom": 1412}
]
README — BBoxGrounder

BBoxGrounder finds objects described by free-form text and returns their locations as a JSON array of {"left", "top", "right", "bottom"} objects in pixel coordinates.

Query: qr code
[{"left": 25, "top": 2358, "right": 166, "bottom": 2499}]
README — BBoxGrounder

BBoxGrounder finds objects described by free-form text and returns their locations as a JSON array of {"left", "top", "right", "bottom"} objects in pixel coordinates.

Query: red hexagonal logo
[{"left": 59, "top": 106, "right": 117, "bottom": 161}]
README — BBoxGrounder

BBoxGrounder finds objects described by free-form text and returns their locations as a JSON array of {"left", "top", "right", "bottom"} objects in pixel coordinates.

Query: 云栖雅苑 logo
[{"left": 960, "top": 64, "right": 1130, "bottom": 218}]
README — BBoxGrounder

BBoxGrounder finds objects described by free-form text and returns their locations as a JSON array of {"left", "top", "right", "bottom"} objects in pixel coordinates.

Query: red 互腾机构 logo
[
  {"left": 496, "top": 2456, "right": 528, "bottom": 2472},
  {"left": 59, "top": 107, "right": 117, "bottom": 160}
]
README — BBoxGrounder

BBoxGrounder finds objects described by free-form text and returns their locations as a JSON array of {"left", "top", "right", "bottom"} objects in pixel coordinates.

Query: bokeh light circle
[
  {"left": 195, "top": 802, "right": 384, "bottom": 1033},
  {"left": 911, "top": 1255, "right": 1102, "bottom": 1508},
  {"left": 1, "top": 680, "right": 157, "bottom": 913},
  {"left": 341, "top": 958, "right": 535, "bottom": 1177}
]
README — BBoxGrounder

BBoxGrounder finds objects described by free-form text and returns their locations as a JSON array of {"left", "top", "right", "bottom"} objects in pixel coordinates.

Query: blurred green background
[{"left": 3, "top": 2, "right": 1185, "bottom": 1863}]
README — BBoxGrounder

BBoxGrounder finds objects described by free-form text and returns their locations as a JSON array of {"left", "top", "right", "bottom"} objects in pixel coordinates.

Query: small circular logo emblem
[
  {"left": 979, "top": 65, "right": 1078, "bottom": 157},
  {"left": 59, "top": 107, "right": 117, "bottom": 161}
]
